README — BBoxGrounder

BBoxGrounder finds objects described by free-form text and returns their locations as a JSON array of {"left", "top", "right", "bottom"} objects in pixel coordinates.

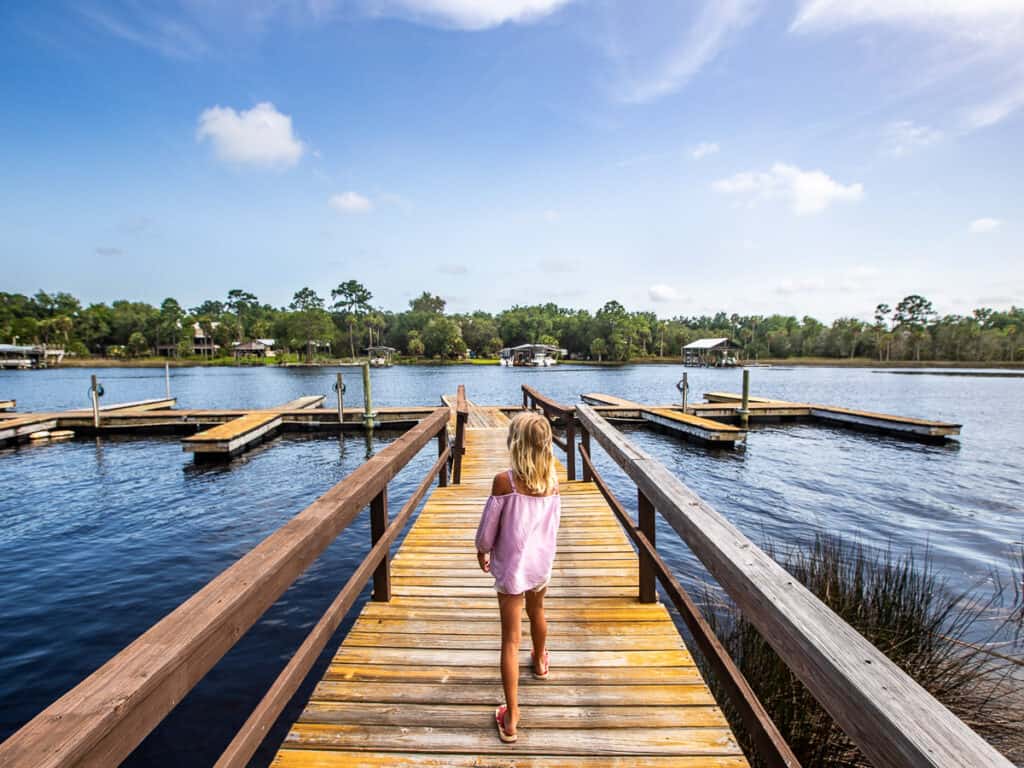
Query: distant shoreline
[{"left": 16, "top": 356, "right": 1024, "bottom": 371}]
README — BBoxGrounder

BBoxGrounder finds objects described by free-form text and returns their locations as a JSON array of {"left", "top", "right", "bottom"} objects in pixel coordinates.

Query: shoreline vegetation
[
  {"left": 701, "top": 535, "right": 1024, "bottom": 767},
  {"left": 44, "top": 355, "right": 1024, "bottom": 370},
  {"left": 4, "top": 286, "right": 1022, "bottom": 367}
]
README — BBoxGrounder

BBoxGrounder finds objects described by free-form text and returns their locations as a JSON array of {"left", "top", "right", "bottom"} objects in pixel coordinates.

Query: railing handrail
[
  {"left": 578, "top": 443, "right": 800, "bottom": 768},
  {"left": 575, "top": 403, "right": 1012, "bottom": 768},
  {"left": 0, "top": 406, "right": 451, "bottom": 768},
  {"left": 521, "top": 383, "right": 571, "bottom": 418},
  {"left": 522, "top": 384, "right": 576, "bottom": 480}
]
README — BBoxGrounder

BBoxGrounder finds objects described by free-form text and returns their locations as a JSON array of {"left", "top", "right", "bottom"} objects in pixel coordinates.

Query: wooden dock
[
  {"left": 182, "top": 395, "right": 327, "bottom": 458},
  {"left": 0, "top": 399, "right": 14, "bottom": 411},
  {"left": 703, "top": 392, "right": 961, "bottom": 440},
  {"left": 271, "top": 403, "right": 747, "bottom": 767},
  {"left": 580, "top": 394, "right": 747, "bottom": 446}
]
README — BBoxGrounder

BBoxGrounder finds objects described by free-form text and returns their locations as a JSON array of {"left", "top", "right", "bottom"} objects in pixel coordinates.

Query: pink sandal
[
  {"left": 532, "top": 649, "right": 550, "bottom": 680},
  {"left": 495, "top": 704, "right": 517, "bottom": 743}
]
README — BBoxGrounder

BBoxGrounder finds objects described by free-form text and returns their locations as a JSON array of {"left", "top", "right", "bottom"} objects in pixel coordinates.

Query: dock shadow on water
[{"left": 697, "top": 534, "right": 1024, "bottom": 767}]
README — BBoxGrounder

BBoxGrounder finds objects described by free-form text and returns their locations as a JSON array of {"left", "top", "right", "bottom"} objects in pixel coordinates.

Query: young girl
[{"left": 475, "top": 411, "right": 561, "bottom": 744}]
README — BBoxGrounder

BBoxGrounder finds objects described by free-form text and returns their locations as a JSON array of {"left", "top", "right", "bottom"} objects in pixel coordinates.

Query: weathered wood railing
[
  {"left": 0, "top": 405, "right": 464, "bottom": 768},
  {"left": 575, "top": 402, "right": 1013, "bottom": 768},
  {"left": 521, "top": 383, "right": 575, "bottom": 480},
  {"left": 451, "top": 383, "right": 468, "bottom": 484}
]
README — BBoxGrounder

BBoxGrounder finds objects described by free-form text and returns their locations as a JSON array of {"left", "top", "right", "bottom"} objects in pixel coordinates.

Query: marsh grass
[{"left": 698, "top": 535, "right": 1024, "bottom": 766}]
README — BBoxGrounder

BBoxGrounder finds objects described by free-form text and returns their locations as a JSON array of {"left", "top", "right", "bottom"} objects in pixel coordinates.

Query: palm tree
[{"left": 331, "top": 281, "right": 373, "bottom": 360}]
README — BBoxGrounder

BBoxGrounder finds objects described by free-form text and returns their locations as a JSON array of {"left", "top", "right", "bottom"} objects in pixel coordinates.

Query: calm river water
[{"left": 0, "top": 363, "right": 1020, "bottom": 764}]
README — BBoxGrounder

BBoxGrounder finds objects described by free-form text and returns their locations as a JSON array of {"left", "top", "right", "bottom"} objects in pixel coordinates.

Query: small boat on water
[
  {"left": 366, "top": 346, "right": 396, "bottom": 368},
  {"left": 500, "top": 344, "right": 566, "bottom": 367}
]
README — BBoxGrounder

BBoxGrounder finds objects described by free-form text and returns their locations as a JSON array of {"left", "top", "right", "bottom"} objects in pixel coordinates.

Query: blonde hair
[{"left": 507, "top": 412, "right": 558, "bottom": 494}]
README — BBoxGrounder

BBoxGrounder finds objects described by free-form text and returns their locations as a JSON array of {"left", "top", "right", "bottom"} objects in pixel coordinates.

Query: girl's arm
[{"left": 474, "top": 498, "right": 503, "bottom": 571}]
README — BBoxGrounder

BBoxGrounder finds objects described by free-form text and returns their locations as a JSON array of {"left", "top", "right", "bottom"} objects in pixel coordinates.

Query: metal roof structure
[{"left": 682, "top": 337, "right": 736, "bottom": 350}]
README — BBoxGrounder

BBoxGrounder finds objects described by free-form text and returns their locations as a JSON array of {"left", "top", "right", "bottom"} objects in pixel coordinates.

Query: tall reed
[{"left": 699, "top": 535, "right": 1024, "bottom": 766}]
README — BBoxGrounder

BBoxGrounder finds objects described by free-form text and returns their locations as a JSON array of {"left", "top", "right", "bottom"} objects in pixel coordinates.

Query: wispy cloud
[
  {"left": 883, "top": 120, "right": 942, "bottom": 156},
  {"left": 438, "top": 263, "right": 468, "bottom": 274},
  {"left": 648, "top": 284, "right": 677, "bottom": 302},
  {"left": 329, "top": 191, "right": 373, "bottom": 214},
  {"left": 691, "top": 141, "right": 720, "bottom": 159},
  {"left": 969, "top": 217, "right": 1001, "bottom": 234},
  {"left": 608, "top": 0, "right": 759, "bottom": 104},
  {"left": 94, "top": 246, "right": 124, "bottom": 257},
  {"left": 539, "top": 256, "right": 581, "bottom": 273},
  {"left": 713, "top": 162, "right": 863, "bottom": 215},
  {"left": 79, "top": 5, "right": 208, "bottom": 59},
  {"left": 791, "top": 1, "right": 1024, "bottom": 131},
  {"left": 362, "top": 0, "right": 574, "bottom": 30},
  {"left": 197, "top": 102, "right": 305, "bottom": 168}
]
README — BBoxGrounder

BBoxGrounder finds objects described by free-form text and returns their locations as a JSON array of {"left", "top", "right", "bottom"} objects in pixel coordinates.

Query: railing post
[
  {"left": 580, "top": 426, "right": 592, "bottom": 482},
  {"left": 638, "top": 490, "right": 656, "bottom": 603},
  {"left": 523, "top": 389, "right": 529, "bottom": 410},
  {"left": 437, "top": 430, "right": 449, "bottom": 487},
  {"left": 565, "top": 411, "right": 576, "bottom": 481},
  {"left": 370, "top": 487, "right": 390, "bottom": 601}
]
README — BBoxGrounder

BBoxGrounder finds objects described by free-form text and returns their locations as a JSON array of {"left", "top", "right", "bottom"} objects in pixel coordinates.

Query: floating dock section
[
  {"left": 581, "top": 393, "right": 747, "bottom": 446},
  {"left": 182, "top": 395, "right": 326, "bottom": 459},
  {"left": 0, "top": 399, "right": 14, "bottom": 411},
  {"left": 584, "top": 391, "right": 960, "bottom": 442},
  {"left": 271, "top": 402, "right": 746, "bottom": 766},
  {"left": 704, "top": 392, "right": 961, "bottom": 441}
]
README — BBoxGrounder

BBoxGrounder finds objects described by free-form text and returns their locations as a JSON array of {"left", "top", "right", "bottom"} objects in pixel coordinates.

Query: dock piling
[
  {"left": 361, "top": 362, "right": 374, "bottom": 430},
  {"left": 90, "top": 374, "right": 101, "bottom": 429},
  {"left": 164, "top": 362, "right": 171, "bottom": 399},
  {"left": 335, "top": 373, "right": 345, "bottom": 426},
  {"left": 739, "top": 370, "right": 750, "bottom": 429}
]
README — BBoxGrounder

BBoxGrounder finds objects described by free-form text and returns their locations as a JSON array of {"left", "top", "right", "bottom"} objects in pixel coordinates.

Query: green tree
[
  {"left": 289, "top": 288, "right": 333, "bottom": 362},
  {"left": 331, "top": 280, "right": 373, "bottom": 359},
  {"left": 894, "top": 295, "right": 935, "bottom": 361},
  {"left": 590, "top": 337, "right": 607, "bottom": 362},
  {"left": 127, "top": 331, "right": 149, "bottom": 357}
]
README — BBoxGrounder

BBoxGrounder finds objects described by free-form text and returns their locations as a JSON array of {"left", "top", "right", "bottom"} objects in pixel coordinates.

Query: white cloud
[
  {"left": 884, "top": 120, "right": 942, "bottom": 156},
  {"left": 969, "top": 217, "right": 1001, "bottom": 234},
  {"left": 648, "top": 284, "right": 678, "bottom": 302},
  {"left": 197, "top": 102, "right": 305, "bottom": 168},
  {"left": 438, "top": 263, "right": 468, "bottom": 274},
  {"left": 713, "top": 162, "right": 864, "bottom": 215},
  {"left": 329, "top": 192, "right": 373, "bottom": 214},
  {"left": 791, "top": 1, "right": 1024, "bottom": 37},
  {"left": 775, "top": 277, "right": 827, "bottom": 295},
  {"left": 691, "top": 141, "right": 720, "bottom": 159},
  {"left": 364, "top": 0, "right": 573, "bottom": 30},
  {"left": 611, "top": 0, "right": 759, "bottom": 104},
  {"left": 539, "top": 256, "right": 581, "bottom": 273},
  {"left": 792, "top": 1, "right": 1024, "bottom": 130},
  {"left": 965, "top": 84, "right": 1024, "bottom": 129},
  {"left": 542, "top": 209, "right": 561, "bottom": 222}
]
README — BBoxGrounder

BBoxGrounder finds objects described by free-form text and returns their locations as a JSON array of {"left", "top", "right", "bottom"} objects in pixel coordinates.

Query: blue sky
[{"left": 1, "top": 1, "right": 1021, "bottom": 320}]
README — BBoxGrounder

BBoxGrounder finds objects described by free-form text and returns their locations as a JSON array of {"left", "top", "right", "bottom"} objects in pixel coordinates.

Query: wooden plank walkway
[
  {"left": 271, "top": 408, "right": 747, "bottom": 767},
  {"left": 0, "top": 399, "right": 15, "bottom": 411}
]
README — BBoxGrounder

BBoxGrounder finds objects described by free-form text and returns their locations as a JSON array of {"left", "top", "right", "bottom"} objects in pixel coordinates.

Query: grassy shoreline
[{"left": 45, "top": 356, "right": 1024, "bottom": 370}]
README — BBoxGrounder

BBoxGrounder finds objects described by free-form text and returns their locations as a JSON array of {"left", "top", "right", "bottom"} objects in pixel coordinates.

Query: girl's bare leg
[
  {"left": 524, "top": 587, "right": 548, "bottom": 666},
  {"left": 498, "top": 592, "right": 524, "bottom": 734}
]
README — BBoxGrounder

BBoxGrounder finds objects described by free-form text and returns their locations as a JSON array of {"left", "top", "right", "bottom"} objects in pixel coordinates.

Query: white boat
[
  {"left": 366, "top": 346, "right": 396, "bottom": 368},
  {"left": 499, "top": 344, "right": 566, "bottom": 367}
]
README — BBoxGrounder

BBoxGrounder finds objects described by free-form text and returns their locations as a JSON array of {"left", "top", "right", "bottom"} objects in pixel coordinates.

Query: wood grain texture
[
  {"left": 576, "top": 403, "right": 1007, "bottom": 768},
  {"left": 272, "top": 405, "right": 748, "bottom": 767}
]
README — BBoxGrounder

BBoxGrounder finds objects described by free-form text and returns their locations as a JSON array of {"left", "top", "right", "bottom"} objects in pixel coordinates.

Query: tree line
[{"left": 1, "top": 286, "right": 1021, "bottom": 363}]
